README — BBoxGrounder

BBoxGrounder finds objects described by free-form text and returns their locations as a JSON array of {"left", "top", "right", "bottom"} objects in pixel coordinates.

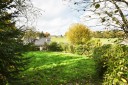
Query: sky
[{"left": 31, "top": 0, "right": 102, "bottom": 35}]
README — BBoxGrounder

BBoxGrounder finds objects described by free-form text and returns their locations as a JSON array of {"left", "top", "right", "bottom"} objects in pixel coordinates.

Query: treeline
[
  {"left": 92, "top": 30, "right": 125, "bottom": 38},
  {"left": 23, "top": 28, "right": 50, "bottom": 43}
]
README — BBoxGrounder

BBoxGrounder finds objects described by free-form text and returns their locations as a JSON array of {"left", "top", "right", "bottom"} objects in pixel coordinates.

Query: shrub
[
  {"left": 25, "top": 43, "right": 39, "bottom": 51},
  {"left": 59, "top": 43, "right": 69, "bottom": 52},
  {"left": 93, "top": 44, "right": 128, "bottom": 85},
  {"left": 75, "top": 45, "right": 85, "bottom": 55},
  {"left": 48, "top": 42, "right": 62, "bottom": 51},
  {"left": 75, "top": 39, "right": 102, "bottom": 55},
  {"left": 68, "top": 44, "right": 75, "bottom": 53},
  {"left": 93, "top": 44, "right": 111, "bottom": 78}
]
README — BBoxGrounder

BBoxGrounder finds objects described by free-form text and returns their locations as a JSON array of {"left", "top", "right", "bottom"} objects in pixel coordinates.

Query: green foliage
[
  {"left": 61, "top": 43, "right": 76, "bottom": 53},
  {"left": 20, "top": 52, "right": 99, "bottom": 85},
  {"left": 39, "top": 31, "right": 50, "bottom": 38},
  {"left": 48, "top": 42, "right": 63, "bottom": 51},
  {"left": 84, "top": 39, "right": 102, "bottom": 55},
  {"left": 75, "top": 45, "right": 85, "bottom": 55},
  {"left": 0, "top": 0, "right": 31, "bottom": 84},
  {"left": 23, "top": 28, "right": 39, "bottom": 44},
  {"left": 66, "top": 23, "right": 91, "bottom": 45},
  {"left": 92, "top": 30, "right": 125, "bottom": 38},
  {"left": 68, "top": 44, "right": 75, "bottom": 53},
  {"left": 25, "top": 43, "right": 39, "bottom": 51},
  {"left": 59, "top": 39, "right": 102, "bottom": 56},
  {"left": 59, "top": 43, "right": 69, "bottom": 52},
  {"left": 93, "top": 44, "right": 128, "bottom": 85}
]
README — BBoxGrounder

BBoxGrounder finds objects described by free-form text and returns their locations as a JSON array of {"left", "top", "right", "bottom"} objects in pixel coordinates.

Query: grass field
[
  {"left": 51, "top": 36, "right": 118, "bottom": 44},
  {"left": 51, "top": 36, "right": 68, "bottom": 43},
  {"left": 21, "top": 51, "right": 99, "bottom": 85}
]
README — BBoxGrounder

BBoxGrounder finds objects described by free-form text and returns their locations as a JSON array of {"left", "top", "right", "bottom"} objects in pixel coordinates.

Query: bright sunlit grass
[
  {"left": 51, "top": 36, "right": 69, "bottom": 43},
  {"left": 51, "top": 36, "right": 118, "bottom": 45},
  {"left": 21, "top": 51, "right": 99, "bottom": 85}
]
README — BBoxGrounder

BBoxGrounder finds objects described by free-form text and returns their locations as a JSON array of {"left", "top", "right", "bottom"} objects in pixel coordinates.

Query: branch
[{"left": 111, "top": 0, "right": 128, "bottom": 33}]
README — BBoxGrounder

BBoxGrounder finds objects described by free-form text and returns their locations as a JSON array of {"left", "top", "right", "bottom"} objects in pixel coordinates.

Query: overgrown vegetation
[{"left": 93, "top": 44, "right": 128, "bottom": 84}]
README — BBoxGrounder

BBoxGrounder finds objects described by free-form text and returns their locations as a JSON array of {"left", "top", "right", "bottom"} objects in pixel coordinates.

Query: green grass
[
  {"left": 51, "top": 36, "right": 118, "bottom": 45},
  {"left": 21, "top": 51, "right": 99, "bottom": 85},
  {"left": 51, "top": 36, "right": 68, "bottom": 43}
]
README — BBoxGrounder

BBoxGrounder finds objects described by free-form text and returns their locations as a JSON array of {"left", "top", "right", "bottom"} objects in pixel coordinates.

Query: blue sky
[{"left": 31, "top": 0, "right": 103, "bottom": 35}]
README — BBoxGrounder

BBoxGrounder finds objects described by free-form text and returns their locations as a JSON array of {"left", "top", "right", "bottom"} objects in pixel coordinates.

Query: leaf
[
  {"left": 95, "top": 4, "right": 100, "bottom": 9},
  {"left": 101, "top": 18, "right": 106, "bottom": 22},
  {"left": 121, "top": 78, "right": 127, "bottom": 83},
  {"left": 114, "top": 10, "right": 118, "bottom": 13},
  {"left": 113, "top": 78, "right": 119, "bottom": 83},
  {"left": 116, "top": 21, "right": 119, "bottom": 24},
  {"left": 112, "top": 17, "right": 116, "bottom": 21}
]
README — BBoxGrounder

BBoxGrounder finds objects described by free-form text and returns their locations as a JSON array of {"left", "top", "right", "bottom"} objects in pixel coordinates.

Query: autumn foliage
[{"left": 66, "top": 23, "right": 91, "bottom": 45}]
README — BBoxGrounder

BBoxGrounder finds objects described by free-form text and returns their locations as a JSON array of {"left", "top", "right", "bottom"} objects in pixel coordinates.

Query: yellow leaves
[
  {"left": 121, "top": 78, "right": 127, "bottom": 83},
  {"left": 113, "top": 78, "right": 127, "bottom": 85},
  {"left": 66, "top": 23, "right": 91, "bottom": 45}
]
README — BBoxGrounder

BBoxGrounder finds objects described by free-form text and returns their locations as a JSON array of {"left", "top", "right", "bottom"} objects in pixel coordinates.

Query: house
[{"left": 34, "top": 37, "right": 51, "bottom": 51}]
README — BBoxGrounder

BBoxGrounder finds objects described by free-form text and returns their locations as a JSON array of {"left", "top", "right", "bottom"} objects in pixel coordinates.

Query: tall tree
[{"left": 0, "top": 0, "right": 34, "bottom": 84}]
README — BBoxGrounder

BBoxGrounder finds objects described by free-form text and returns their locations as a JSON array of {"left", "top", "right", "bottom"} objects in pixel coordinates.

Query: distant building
[{"left": 34, "top": 37, "right": 51, "bottom": 51}]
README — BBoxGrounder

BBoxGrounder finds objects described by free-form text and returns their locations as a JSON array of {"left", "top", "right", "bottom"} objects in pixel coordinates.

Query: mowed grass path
[{"left": 21, "top": 52, "right": 99, "bottom": 85}]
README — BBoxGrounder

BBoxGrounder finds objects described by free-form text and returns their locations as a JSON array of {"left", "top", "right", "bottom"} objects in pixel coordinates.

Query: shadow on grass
[{"left": 20, "top": 51, "right": 99, "bottom": 85}]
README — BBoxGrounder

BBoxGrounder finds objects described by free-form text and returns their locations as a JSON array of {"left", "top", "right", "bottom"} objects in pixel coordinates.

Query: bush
[
  {"left": 93, "top": 44, "right": 128, "bottom": 85},
  {"left": 59, "top": 43, "right": 69, "bottom": 52},
  {"left": 25, "top": 43, "right": 39, "bottom": 51},
  {"left": 93, "top": 44, "right": 111, "bottom": 78},
  {"left": 75, "top": 45, "right": 85, "bottom": 55},
  {"left": 48, "top": 42, "right": 62, "bottom": 51},
  {"left": 75, "top": 39, "right": 102, "bottom": 55},
  {"left": 68, "top": 44, "right": 75, "bottom": 53}
]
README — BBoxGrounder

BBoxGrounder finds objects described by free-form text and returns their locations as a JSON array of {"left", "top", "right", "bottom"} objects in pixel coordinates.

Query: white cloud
[
  {"left": 80, "top": 0, "right": 128, "bottom": 31},
  {"left": 30, "top": 0, "right": 80, "bottom": 35}
]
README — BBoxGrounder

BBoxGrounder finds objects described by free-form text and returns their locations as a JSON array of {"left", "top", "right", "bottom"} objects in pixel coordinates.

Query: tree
[
  {"left": 93, "top": 0, "right": 128, "bottom": 36},
  {"left": 39, "top": 31, "right": 50, "bottom": 38},
  {"left": 39, "top": 31, "right": 45, "bottom": 38},
  {"left": 23, "top": 27, "right": 39, "bottom": 44},
  {"left": 64, "top": 0, "right": 128, "bottom": 37},
  {"left": 44, "top": 32, "right": 50, "bottom": 37},
  {"left": 66, "top": 23, "right": 91, "bottom": 45},
  {"left": 0, "top": 0, "right": 34, "bottom": 84}
]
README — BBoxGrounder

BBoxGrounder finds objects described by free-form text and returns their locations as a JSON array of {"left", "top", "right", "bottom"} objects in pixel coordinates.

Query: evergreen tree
[{"left": 0, "top": 0, "right": 29, "bottom": 84}]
